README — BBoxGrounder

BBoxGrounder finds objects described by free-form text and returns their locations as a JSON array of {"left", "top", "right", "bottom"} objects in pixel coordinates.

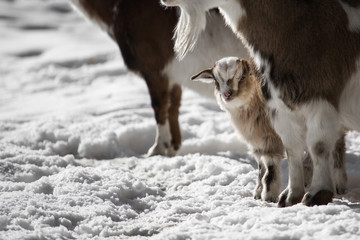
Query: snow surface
[{"left": 0, "top": 0, "right": 360, "bottom": 239}]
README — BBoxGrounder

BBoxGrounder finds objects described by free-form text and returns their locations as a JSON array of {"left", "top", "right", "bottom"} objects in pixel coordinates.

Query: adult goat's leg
[
  {"left": 167, "top": 84, "right": 182, "bottom": 157},
  {"left": 302, "top": 101, "right": 341, "bottom": 206},
  {"left": 146, "top": 74, "right": 172, "bottom": 157},
  {"left": 333, "top": 133, "right": 347, "bottom": 195},
  {"left": 271, "top": 108, "right": 306, "bottom": 207}
]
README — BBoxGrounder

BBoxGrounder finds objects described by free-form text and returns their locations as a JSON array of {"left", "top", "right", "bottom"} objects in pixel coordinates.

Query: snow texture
[{"left": 0, "top": 1, "right": 360, "bottom": 239}]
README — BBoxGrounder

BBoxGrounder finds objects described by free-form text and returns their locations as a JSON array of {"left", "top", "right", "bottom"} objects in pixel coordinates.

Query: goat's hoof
[
  {"left": 261, "top": 182, "right": 281, "bottom": 203},
  {"left": 147, "top": 145, "right": 163, "bottom": 157},
  {"left": 254, "top": 191, "right": 262, "bottom": 200},
  {"left": 262, "top": 192, "right": 278, "bottom": 203},
  {"left": 302, "top": 190, "right": 334, "bottom": 206},
  {"left": 253, "top": 184, "right": 263, "bottom": 200},
  {"left": 147, "top": 143, "right": 179, "bottom": 157},
  {"left": 166, "top": 146, "right": 178, "bottom": 157},
  {"left": 278, "top": 188, "right": 304, "bottom": 207},
  {"left": 336, "top": 186, "right": 346, "bottom": 195}
]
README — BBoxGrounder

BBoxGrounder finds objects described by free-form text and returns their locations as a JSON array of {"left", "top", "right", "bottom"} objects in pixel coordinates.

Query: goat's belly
[{"left": 339, "top": 60, "right": 360, "bottom": 131}]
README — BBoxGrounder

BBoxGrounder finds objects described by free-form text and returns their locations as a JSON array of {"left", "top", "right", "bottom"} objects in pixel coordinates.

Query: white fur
[
  {"left": 219, "top": 1, "right": 246, "bottom": 38},
  {"left": 339, "top": 59, "right": 360, "bottom": 131},
  {"left": 301, "top": 101, "right": 342, "bottom": 193},
  {"left": 161, "top": 0, "right": 231, "bottom": 59},
  {"left": 272, "top": 105, "right": 307, "bottom": 206},
  {"left": 216, "top": 91, "right": 247, "bottom": 110},
  {"left": 339, "top": 0, "right": 360, "bottom": 32},
  {"left": 147, "top": 121, "right": 173, "bottom": 157}
]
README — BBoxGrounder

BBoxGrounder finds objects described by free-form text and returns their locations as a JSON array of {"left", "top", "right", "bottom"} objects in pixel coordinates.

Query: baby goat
[{"left": 192, "top": 57, "right": 284, "bottom": 202}]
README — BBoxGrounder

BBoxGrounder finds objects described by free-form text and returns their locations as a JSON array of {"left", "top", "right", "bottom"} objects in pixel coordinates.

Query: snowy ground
[{"left": 1, "top": 1, "right": 360, "bottom": 239}]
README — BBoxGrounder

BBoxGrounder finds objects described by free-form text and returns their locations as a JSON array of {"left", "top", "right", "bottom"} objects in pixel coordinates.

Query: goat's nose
[{"left": 224, "top": 90, "right": 232, "bottom": 98}]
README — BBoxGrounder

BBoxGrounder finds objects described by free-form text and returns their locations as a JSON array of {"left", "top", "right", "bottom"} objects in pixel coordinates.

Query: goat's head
[
  {"left": 161, "top": 0, "right": 228, "bottom": 59},
  {"left": 191, "top": 57, "right": 252, "bottom": 108}
]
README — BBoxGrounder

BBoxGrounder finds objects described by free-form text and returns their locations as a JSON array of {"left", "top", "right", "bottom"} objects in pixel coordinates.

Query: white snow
[{"left": 0, "top": 1, "right": 360, "bottom": 239}]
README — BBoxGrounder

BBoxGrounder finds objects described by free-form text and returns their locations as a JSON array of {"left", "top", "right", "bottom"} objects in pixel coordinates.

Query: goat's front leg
[
  {"left": 270, "top": 107, "right": 306, "bottom": 207},
  {"left": 260, "top": 155, "right": 282, "bottom": 203},
  {"left": 278, "top": 149, "right": 306, "bottom": 207},
  {"left": 167, "top": 84, "right": 182, "bottom": 157},
  {"left": 146, "top": 75, "right": 173, "bottom": 157},
  {"left": 302, "top": 101, "right": 341, "bottom": 206}
]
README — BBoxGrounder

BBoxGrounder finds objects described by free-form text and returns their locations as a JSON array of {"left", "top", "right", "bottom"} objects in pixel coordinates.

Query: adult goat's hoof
[
  {"left": 278, "top": 188, "right": 304, "bottom": 207},
  {"left": 302, "top": 190, "right": 334, "bottom": 206}
]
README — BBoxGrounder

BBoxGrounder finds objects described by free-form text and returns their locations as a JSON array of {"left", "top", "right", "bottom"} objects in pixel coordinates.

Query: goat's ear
[{"left": 191, "top": 68, "right": 214, "bottom": 84}]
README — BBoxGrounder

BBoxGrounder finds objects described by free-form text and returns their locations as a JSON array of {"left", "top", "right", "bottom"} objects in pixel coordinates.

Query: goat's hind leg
[
  {"left": 302, "top": 152, "right": 313, "bottom": 189},
  {"left": 302, "top": 133, "right": 347, "bottom": 194},
  {"left": 333, "top": 133, "right": 347, "bottom": 195},
  {"left": 302, "top": 101, "right": 341, "bottom": 206}
]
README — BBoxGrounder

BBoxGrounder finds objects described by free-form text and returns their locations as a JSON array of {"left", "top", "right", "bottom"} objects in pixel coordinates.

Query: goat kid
[
  {"left": 162, "top": 0, "right": 356, "bottom": 206},
  {"left": 69, "top": 0, "right": 248, "bottom": 157},
  {"left": 192, "top": 57, "right": 348, "bottom": 203},
  {"left": 192, "top": 57, "right": 284, "bottom": 202}
]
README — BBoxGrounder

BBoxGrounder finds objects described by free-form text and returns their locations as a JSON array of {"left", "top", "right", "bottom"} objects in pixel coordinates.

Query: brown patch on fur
[
  {"left": 333, "top": 133, "right": 346, "bottom": 169},
  {"left": 314, "top": 141, "right": 326, "bottom": 157},
  {"left": 265, "top": 165, "right": 275, "bottom": 192},
  {"left": 168, "top": 84, "right": 182, "bottom": 150},
  {"left": 302, "top": 152, "right": 313, "bottom": 188},
  {"left": 238, "top": 0, "right": 360, "bottom": 109},
  {"left": 114, "top": 0, "right": 177, "bottom": 74}
]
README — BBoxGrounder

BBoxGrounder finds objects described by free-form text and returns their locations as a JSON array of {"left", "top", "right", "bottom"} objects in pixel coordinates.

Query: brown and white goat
[
  {"left": 192, "top": 57, "right": 284, "bottom": 202},
  {"left": 162, "top": 0, "right": 357, "bottom": 206},
  {"left": 68, "top": 0, "right": 248, "bottom": 157}
]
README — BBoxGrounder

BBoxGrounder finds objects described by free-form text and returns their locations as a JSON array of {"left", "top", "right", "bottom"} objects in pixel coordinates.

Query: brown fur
[
  {"left": 238, "top": 0, "right": 360, "bottom": 109},
  {"left": 333, "top": 133, "right": 346, "bottom": 169},
  {"left": 168, "top": 84, "right": 182, "bottom": 151},
  {"left": 75, "top": 0, "right": 120, "bottom": 34}
]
